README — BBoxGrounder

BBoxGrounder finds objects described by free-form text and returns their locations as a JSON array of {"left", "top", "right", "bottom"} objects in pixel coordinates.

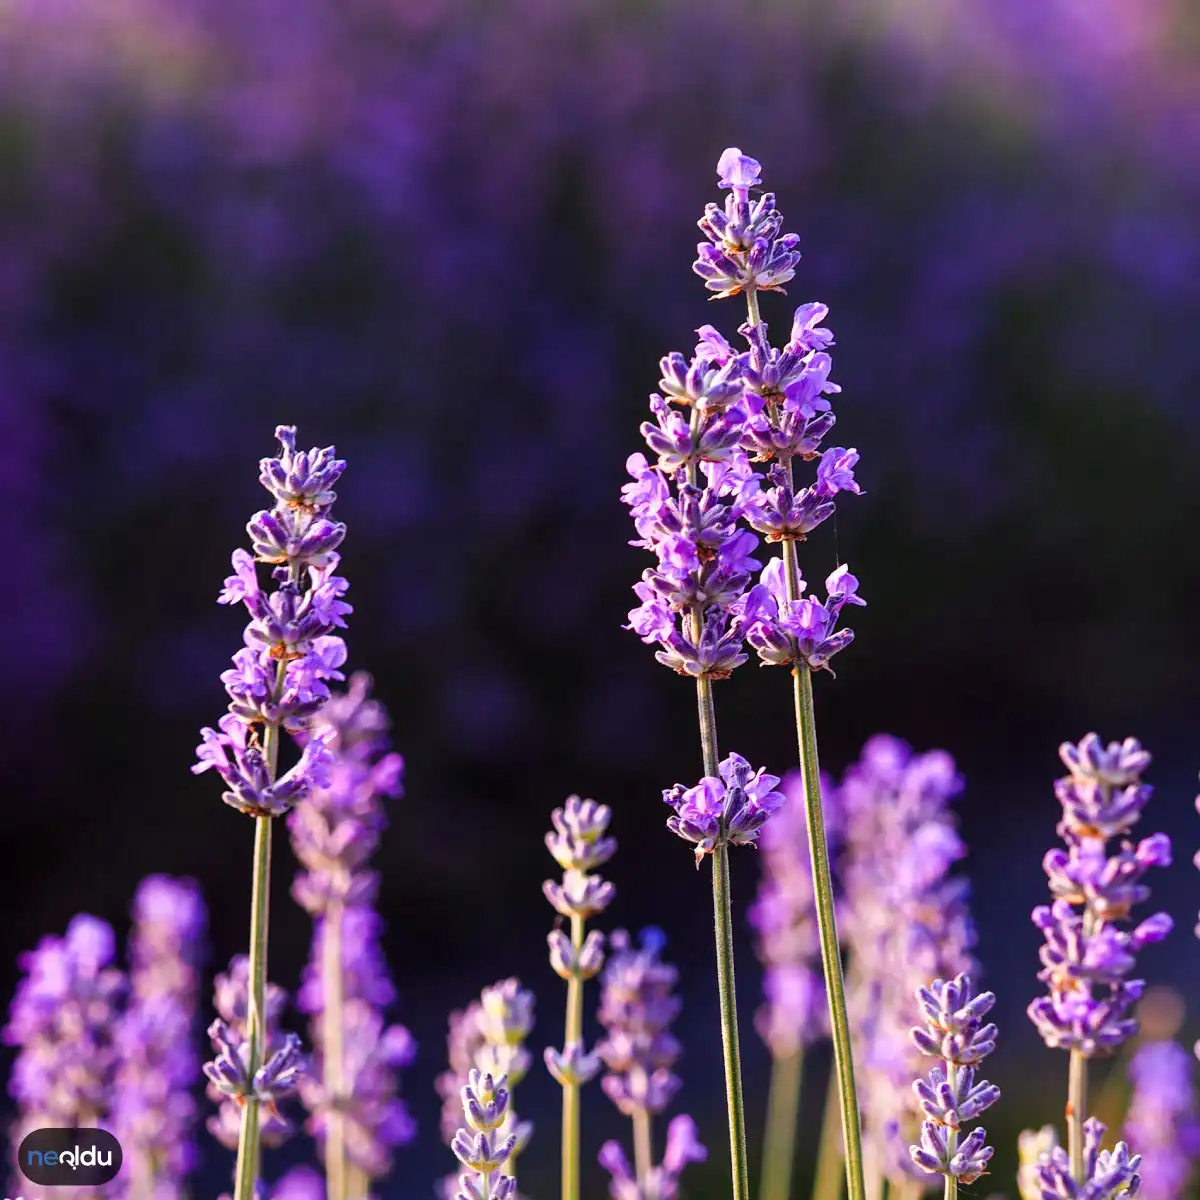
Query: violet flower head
[
  {"left": 1029, "top": 735, "right": 1171, "bottom": 1057},
  {"left": 908, "top": 974, "right": 999, "bottom": 1186},
  {"left": 203, "top": 956, "right": 306, "bottom": 1150},
  {"left": 1122, "top": 1038, "right": 1200, "bottom": 1200},
  {"left": 436, "top": 980, "right": 535, "bottom": 1193},
  {"left": 663, "top": 751, "right": 787, "bottom": 868},
  {"left": 596, "top": 930, "right": 706, "bottom": 1200},
  {"left": 4, "top": 914, "right": 125, "bottom": 1150},
  {"left": 595, "top": 928, "right": 683, "bottom": 1119},
  {"left": 1035, "top": 1117, "right": 1141, "bottom": 1199},
  {"left": 193, "top": 425, "right": 351, "bottom": 818},
  {"left": 111, "top": 876, "right": 207, "bottom": 1199},
  {"left": 749, "top": 768, "right": 835, "bottom": 1058},
  {"left": 835, "top": 734, "right": 976, "bottom": 1188},
  {"left": 450, "top": 1070, "right": 517, "bottom": 1200}
]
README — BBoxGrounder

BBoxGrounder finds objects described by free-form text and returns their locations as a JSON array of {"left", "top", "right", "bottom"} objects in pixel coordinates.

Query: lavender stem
[
  {"left": 234, "top": 811, "right": 273, "bottom": 1200},
  {"left": 759, "top": 1047, "right": 803, "bottom": 1200},
  {"left": 812, "top": 1060, "right": 846, "bottom": 1200},
  {"left": 323, "top": 898, "right": 348, "bottom": 1200},
  {"left": 685, "top": 392, "right": 749, "bottom": 1200},
  {"left": 632, "top": 1105, "right": 653, "bottom": 1185},
  {"left": 790, "top": 642, "right": 866, "bottom": 1200},
  {"left": 1068, "top": 1048, "right": 1087, "bottom": 1183},
  {"left": 561, "top": 911, "right": 585, "bottom": 1200}
]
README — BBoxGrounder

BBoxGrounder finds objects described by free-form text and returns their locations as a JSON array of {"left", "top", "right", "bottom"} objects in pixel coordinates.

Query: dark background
[{"left": 2, "top": 0, "right": 1200, "bottom": 1195}]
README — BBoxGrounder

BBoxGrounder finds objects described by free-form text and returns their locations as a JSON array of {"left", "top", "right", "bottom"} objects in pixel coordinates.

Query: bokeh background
[{"left": 3, "top": 0, "right": 1200, "bottom": 1194}]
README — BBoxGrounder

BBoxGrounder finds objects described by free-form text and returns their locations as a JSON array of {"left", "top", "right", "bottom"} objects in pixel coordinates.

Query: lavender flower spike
[
  {"left": 451, "top": 1070, "right": 517, "bottom": 1200},
  {"left": 908, "top": 974, "right": 999, "bottom": 1196},
  {"left": 663, "top": 751, "right": 787, "bottom": 868},
  {"left": 1035, "top": 1117, "right": 1141, "bottom": 1200},
  {"left": 596, "top": 929, "right": 706, "bottom": 1195},
  {"left": 544, "top": 795, "right": 612, "bottom": 1200},
  {"left": 193, "top": 426, "right": 349, "bottom": 1200},
  {"left": 111, "top": 876, "right": 207, "bottom": 1199},
  {"left": 1122, "top": 1038, "right": 1200, "bottom": 1200},
  {"left": 1028, "top": 734, "right": 1170, "bottom": 1184},
  {"left": 289, "top": 673, "right": 415, "bottom": 1200},
  {"left": 3, "top": 913, "right": 126, "bottom": 1195}
]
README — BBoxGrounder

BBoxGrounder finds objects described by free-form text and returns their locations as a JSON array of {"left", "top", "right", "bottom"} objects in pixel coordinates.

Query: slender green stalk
[
  {"left": 713, "top": 841, "right": 750, "bottom": 1200},
  {"left": 789, "top": 659, "right": 865, "bottom": 1200},
  {"left": 1067, "top": 1048, "right": 1087, "bottom": 1184},
  {"left": 812, "top": 1061, "right": 845, "bottom": 1200},
  {"left": 685, "top": 398, "right": 750, "bottom": 1200},
  {"left": 632, "top": 1105, "right": 654, "bottom": 1186},
  {"left": 561, "top": 912, "right": 585, "bottom": 1200},
  {"left": 324, "top": 897, "right": 348, "bottom": 1200},
  {"left": 233, "top": 811, "right": 272, "bottom": 1200},
  {"left": 759, "top": 1048, "right": 804, "bottom": 1200},
  {"left": 346, "top": 1164, "right": 369, "bottom": 1200}
]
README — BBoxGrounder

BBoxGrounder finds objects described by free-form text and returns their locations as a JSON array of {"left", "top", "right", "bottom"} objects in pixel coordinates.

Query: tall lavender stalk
[
  {"left": 193, "top": 426, "right": 350, "bottom": 1200},
  {"left": 289, "top": 671, "right": 415, "bottom": 1200},
  {"left": 543, "top": 796, "right": 613, "bottom": 1200},
  {"left": 1027, "top": 734, "right": 1171, "bottom": 1186},
  {"left": 595, "top": 928, "right": 708, "bottom": 1197},
  {"left": 111, "top": 876, "right": 207, "bottom": 1198}
]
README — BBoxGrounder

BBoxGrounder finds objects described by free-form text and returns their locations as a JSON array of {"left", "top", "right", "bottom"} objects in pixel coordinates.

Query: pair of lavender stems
[{"left": 7, "top": 148, "right": 1192, "bottom": 1200}]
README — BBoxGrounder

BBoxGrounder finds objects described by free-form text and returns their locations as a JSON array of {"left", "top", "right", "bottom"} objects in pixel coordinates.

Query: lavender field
[{"left": 2, "top": 1, "right": 1200, "bottom": 1197}]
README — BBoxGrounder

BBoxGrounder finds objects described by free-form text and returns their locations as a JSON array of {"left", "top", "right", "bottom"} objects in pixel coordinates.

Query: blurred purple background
[{"left": 2, "top": 0, "right": 1200, "bottom": 1193}]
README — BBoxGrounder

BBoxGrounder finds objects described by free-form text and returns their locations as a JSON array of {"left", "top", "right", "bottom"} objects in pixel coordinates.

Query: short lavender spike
[{"left": 111, "top": 876, "right": 207, "bottom": 1198}]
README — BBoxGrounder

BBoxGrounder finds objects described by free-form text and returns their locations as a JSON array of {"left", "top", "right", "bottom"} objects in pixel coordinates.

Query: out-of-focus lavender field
[{"left": 2, "top": 0, "right": 1200, "bottom": 1194}]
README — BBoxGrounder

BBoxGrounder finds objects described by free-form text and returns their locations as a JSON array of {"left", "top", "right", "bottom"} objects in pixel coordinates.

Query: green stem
[
  {"left": 712, "top": 841, "right": 750, "bottom": 1200},
  {"left": 759, "top": 1048, "right": 804, "bottom": 1200},
  {"left": 346, "top": 1164, "right": 369, "bottom": 1200},
  {"left": 233, "top": 811, "right": 272, "bottom": 1200},
  {"left": 561, "top": 912, "right": 585, "bottom": 1200},
  {"left": 942, "top": 1065, "right": 959, "bottom": 1200},
  {"left": 812, "top": 1059, "right": 845, "bottom": 1200},
  {"left": 789, "top": 659, "right": 865, "bottom": 1200},
  {"left": 632, "top": 1104, "right": 654, "bottom": 1186},
  {"left": 324, "top": 897, "right": 348, "bottom": 1200},
  {"left": 1068, "top": 1048, "right": 1087, "bottom": 1184}
]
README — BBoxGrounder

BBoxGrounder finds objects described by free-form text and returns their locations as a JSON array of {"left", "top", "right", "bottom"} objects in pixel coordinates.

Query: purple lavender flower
[
  {"left": 287, "top": 672, "right": 415, "bottom": 1186},
  {"left": 111, "top": 876, "right": 207, "bottom": 1199},
  {"left": 192, "top": 425, "right": 350, "bottom": 817},
  {"left": 835, "top": 734, "right": 976, "bottom": 1190},
  {"left": 436, "top": 980, "right": 535, "bottom": 1195},
  {"left": 595, "top": 929, "right": 706, "bottom": 1197},
  {"left": 1122, "top": 1038, "right": 1200, "bottom": 1199},
  {"left": 749, "top": 769, "right": 833, "bottom": 1059},
  {"left": 3, "top": 914, "right": 126, "bottom": 1186},
  {"left": 1035, "top": 1117, "right": 1141, "bottom": 1199},
  {"left": 1028, "top": 735, "right": 1171, "bottom": 1057},
  {"left": 203, "top": 956, "right": 306, "bottom": 1150},
  {"left": 451, "top": 1070, "right": 518, "bottom": 1200},
  {"left": 662, "top": 751, "right": 787, "bottom": 867},
  {"left": 907, "top": 974, "right": 999, "bottom": 1186}
]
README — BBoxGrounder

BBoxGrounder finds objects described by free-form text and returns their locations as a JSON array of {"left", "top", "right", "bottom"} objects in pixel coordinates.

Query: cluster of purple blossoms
[
  {"left": 1028, "top": 735, "right": 1171, "bottom": 1057},
  {"left": 623, "top": 148, "right": 864, "bottom": 685},
  {"left": 543, "top": 795, "right": 613, "bottom": 1088},
  {"left": 193, "top": 426, "right": 351, "bottom": 818},
  {"left": 436, "top": 980, "right": 536, "bottom": 1195},
  {"left": 1034, "top": 1118, "right": 1142, "bottom": 1200},
  {"left": 595, "top": 928, "right": 706, "bottom": 1199},
  {"left": 110, "top": 876, "right": 207, "bottom": 1199},
  {"left": 450, "top": 1070, "right": 518, "bottom": 1200},
  {"left": 662, "top": 752, "right": 787, "bottom": 867},
  {"left": 288, "top": 672, "right": 416, "bottom": 1183},
  {"left": 748, "top": 769, "right": 832, "bottom": 1059},
  {"left": 3, "top": 913, "right": 125, "bottom": 1195},
  {"left": 204, "top": 957, "right": 306, "bottom": 1150},
  {"left": 1121, "top": 1038, "right": 1200, "bottom": 1200},
  {"left": 907, "top": 973, "right": 999, "bottom": 1186},
  {"left": 835, "top": 735, "right": 976, "bottom": 1188}
]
